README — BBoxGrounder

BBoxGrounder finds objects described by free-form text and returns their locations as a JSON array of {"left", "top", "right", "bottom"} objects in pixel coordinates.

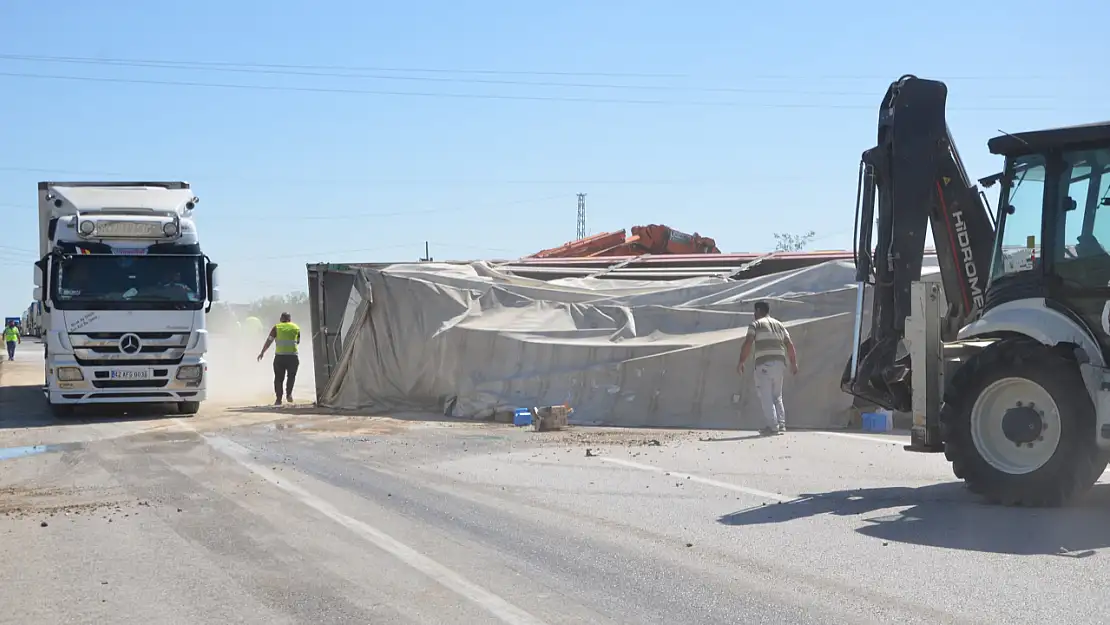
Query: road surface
[{"left": 2, "top": 339, "right": 1109, "bottom": 624}]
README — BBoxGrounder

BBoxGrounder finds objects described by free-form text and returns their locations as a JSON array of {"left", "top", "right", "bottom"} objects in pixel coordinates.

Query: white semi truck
[
  {"left": 21, "top": 301, "right": 43, "bottom": 337},
  {"left": 33, "top": 181, "right": 220, "bottom": 417}
]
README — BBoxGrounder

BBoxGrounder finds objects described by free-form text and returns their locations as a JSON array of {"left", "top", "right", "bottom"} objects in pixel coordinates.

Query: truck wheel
[
  {"left": 49, "top": 403, "right": 75, "bottom": 419},
  {"left": 177, "top": 401, "right": 201, "bottom": 416},
  {"left": 940, "top": 338, "right": 1106, "bottom": 507}
]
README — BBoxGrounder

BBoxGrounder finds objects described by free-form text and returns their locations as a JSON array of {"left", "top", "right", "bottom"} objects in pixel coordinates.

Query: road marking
[
  {"left": 172, "top": 420, "right": 548, "bottom": 625},
  {"left": 597, "top": 456, "right": 794, "bottom": 502}
]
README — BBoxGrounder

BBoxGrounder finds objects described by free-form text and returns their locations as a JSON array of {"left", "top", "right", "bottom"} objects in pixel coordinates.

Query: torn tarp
[{"left": 312, "top": 258, "right": 933, "bottom": 430}]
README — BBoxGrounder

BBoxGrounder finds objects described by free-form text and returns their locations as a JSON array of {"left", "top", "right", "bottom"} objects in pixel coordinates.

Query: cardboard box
[{"left": 532, "top": 405, "right": 568, "bottom": 432}]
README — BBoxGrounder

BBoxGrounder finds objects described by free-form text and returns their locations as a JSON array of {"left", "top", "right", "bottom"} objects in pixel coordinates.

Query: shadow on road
[
  {"left": 0, "top": 383, "right": 188, "bottom": 430},
  {"left": 718, "top": 481, "right": 1110, "bottom": 556},
  {"left": 223, "top": 404, "right": 486, "bottom": 425},
  {"left": 222, "top": 403, "right": 341, "bottom": 418},
  {"left": 698, "top": 434, "right": 767, "bottom": 442}
]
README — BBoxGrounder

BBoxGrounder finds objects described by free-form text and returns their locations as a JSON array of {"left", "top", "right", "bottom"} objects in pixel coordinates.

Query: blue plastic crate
[
  {"left": 513, "top": 408, "right": 533, "bottom": 427},
  {"left": 862, "top": 411, "right": 893, "bottom": 433}
]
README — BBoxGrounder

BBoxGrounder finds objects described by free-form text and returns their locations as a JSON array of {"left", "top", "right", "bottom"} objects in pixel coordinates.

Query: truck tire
[
  {"left": 177, "top": 401, "right": 200, "bottom": 416},
  {"left": 939, "top": 338, "right": 1107, "bottom": 507},
  {"left": 49, "top": 403, "right": 75, "bottom": 419}
]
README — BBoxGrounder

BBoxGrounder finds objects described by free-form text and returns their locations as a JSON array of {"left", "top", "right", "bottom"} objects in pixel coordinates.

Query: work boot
[
  {"left": 758, "top": 427, "right": 776, "bottom": 436},
  {"left": 777, "top": 423, "right": 787, "bottom": 433},
  {"left": 274, "top": 397, "right": 282, "bottom": 406},
  {"left": 286, "top": 393, "right": 293, "bottom": 404}
]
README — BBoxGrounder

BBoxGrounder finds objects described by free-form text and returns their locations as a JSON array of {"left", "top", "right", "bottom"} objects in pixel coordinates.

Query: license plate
[{"left": 109, "top": 369, "right": 150, "bottom": 380}]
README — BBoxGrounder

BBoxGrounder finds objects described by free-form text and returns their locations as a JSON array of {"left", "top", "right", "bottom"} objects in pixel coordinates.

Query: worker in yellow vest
[
  {"left": 256, "top": 312, "right": 301, "bottom": 405},
  {"left": 4, "top": 320, "right": 20, "bottom": 361}
]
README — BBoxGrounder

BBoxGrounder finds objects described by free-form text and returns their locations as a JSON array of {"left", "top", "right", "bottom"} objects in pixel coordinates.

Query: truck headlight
[
  {"left": 78, "top": 220, "right": 95, "bottom": 235},
  {"left": 163, "top": 222, "right": 179, "bottom": 236},
  {"left": 176, "top": 365, "right": 203, "bottom": 381},
  {"left": 56, "top": 367, "right": 83, "bottom": 381}
]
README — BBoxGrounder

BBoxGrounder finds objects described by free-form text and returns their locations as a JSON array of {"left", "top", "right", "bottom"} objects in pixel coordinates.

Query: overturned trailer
[{"left": 305, "top": 251, "right": 928, "bottom": 429}]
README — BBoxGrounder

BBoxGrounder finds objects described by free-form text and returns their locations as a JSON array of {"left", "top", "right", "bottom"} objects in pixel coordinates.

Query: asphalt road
[{"left": 3, "top": 339, "right": 1110, "bottom": 624}]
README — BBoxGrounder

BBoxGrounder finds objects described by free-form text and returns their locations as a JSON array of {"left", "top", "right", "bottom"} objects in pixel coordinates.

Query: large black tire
[{"left": 940, "top": 338, "right": 1107, "bottom": 507}]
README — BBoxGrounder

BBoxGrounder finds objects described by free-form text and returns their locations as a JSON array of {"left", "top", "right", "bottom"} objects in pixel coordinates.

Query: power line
[
  {"left": 0, "top": 70, "right": 1057, "bottom": 111},
  {"left": 239, "top": 243, "right": 416, "bottom": 262},
  {"left": 243, "top": 194, "right": 568, "bottom": 221},
  {"left": 0, "top": 243, "right": 418, "bottom": 265},
  {"left": 231, "top": 241, "right": 524, "bottom": 262},
  {"left": 0, "top": 52, "right": 1069, "bottom": 82},
  {"left": 426, "top": 241, "right": 522, "bottom": 256},
  {"left": 0, "top": 54, "right": 1064, "bottom": 101},
  {"left": 0, "top": 167, "right": 836, "bottom": 187},
  {"left": 0, "top": 53, "right": 685, "bottom": 79},
  {"left": 0, "top": 194, "right": 569, "bottom": 222}
]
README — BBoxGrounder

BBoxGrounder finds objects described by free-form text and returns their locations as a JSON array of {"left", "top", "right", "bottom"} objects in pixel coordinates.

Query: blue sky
[{"left": 1, "top": 0, "right": 1106, "bottom": 316}]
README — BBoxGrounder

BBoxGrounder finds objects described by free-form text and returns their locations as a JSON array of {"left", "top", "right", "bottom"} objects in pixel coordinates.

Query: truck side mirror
[
  {"left": 205, "top": 262, "right": 221, "bottom": 311},
  {"left": 32, "top": 286, "right": 42, "bottom": 302},
  {"left": 34, "top": 258, "right": 51, "bottom": 312}
]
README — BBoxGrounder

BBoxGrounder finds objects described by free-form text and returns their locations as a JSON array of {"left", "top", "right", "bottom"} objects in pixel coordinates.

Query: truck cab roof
[
  {"left": 41, "top": 182, "right": 195, "bottom": 216},
  {"left": 37, "top": 181, "right": 198, "bottom": 258}
]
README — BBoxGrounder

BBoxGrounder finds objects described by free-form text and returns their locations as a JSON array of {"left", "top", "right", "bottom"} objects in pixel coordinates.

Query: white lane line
[
  {"left": 171, "top": 420, "right": 548, "bottom": 625},
  {"left": 810, "top": 431, "right": 904, "bottom": 445},
  {"left": 597, "top": 456, "right": 794, "bottom": 503}
]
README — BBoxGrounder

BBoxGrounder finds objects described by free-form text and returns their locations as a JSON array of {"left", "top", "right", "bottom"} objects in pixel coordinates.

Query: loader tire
[{"left": 939, "top": 338, "right": 1106, "bottom": 507}]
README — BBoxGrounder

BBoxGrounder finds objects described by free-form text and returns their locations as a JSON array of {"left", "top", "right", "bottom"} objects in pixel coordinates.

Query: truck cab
[{"left": 33, "top": 181, "right": 220, "bottom": 417}]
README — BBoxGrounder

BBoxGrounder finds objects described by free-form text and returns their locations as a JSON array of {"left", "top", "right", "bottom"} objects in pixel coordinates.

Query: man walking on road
[
  {"left": 257, "top": 312, "right": 301, "bottom": 406},
  {"left": 737, "top": 301, "right": 799, "bottom": 436},
  {"left": 4, "top": 320, "right": 20, "bottom": 361}
]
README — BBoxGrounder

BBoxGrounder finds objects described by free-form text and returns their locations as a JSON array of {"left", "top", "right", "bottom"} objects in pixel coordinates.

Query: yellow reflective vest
[{"left": 273, "top": 322, "right": 300, "bottom": 355}]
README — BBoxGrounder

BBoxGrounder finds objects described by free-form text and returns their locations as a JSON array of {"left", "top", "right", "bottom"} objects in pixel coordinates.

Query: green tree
[
  {"left": 205, "top": 292, "right": 311, "bottom": 335},
  {"left": 773, "top": 230, "right": 816, "bottom": 252},
  {"left": 248, "top": 291, "right": 310, "bottom": 324}
]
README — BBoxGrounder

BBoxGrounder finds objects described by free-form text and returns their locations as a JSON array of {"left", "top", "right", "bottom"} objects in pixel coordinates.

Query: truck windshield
[{"left": 55, "top": 254, "right": 203, "bottom": 308}]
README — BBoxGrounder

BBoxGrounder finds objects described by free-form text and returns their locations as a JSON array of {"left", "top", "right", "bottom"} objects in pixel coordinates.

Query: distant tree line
[{"left": 207, "top": 291, "right": 310, "bottom": 334}]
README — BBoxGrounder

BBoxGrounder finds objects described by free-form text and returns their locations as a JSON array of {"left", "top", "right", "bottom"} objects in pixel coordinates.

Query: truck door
[{"left": 1047, "top": 146, "right": 1110, "bottom": 353}]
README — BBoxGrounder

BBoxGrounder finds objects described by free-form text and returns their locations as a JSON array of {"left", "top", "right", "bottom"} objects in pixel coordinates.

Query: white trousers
[{"left": 753, "top": 359, "right": 786, "bottom": 429}]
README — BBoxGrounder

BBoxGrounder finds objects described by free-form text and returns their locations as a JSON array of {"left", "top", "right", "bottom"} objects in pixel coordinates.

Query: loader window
[
  {"left": 991, "top": 155, "right": 1045, "bottom": 281},
  {"left": 1054, "top": 147, "right": 1110, "bottom": 288}
]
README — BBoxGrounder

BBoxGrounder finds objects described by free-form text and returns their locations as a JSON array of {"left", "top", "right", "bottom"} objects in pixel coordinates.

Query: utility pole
[
  {"left": 576, "top": 193, "right": 587, "bottom": 240},
  {"left": 419, "top": 241, "right": 433, "bottom": 262}
]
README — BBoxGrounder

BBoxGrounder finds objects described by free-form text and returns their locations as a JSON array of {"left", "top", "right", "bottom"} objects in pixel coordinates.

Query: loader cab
[{"left": 986, "top": 122, "right": 1110, "bottom": 351}]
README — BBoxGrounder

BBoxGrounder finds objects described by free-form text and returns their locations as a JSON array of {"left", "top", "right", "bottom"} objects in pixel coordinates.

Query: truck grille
[
  {"left": 69, "top": 331, "right": 190, "bottom": 367},
  {"left": 83, "top": 332, "right": 176, "bottom": 340},
  {"left": 76, "top": 356, "right": 184, "bottom": 367},
  {"left": 92, "top": 379, "right": 170, "bottom": 389}
]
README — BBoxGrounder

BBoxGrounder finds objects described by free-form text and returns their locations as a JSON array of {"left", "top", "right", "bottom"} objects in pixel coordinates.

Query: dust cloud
[{"left": 205, "top": 329, "right": 316, "bottom": 407}]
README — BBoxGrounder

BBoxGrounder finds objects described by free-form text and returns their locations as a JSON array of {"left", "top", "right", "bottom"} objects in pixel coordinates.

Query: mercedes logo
[{"left": 118, "top": 333, "right": 142, "bottom": 355}]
